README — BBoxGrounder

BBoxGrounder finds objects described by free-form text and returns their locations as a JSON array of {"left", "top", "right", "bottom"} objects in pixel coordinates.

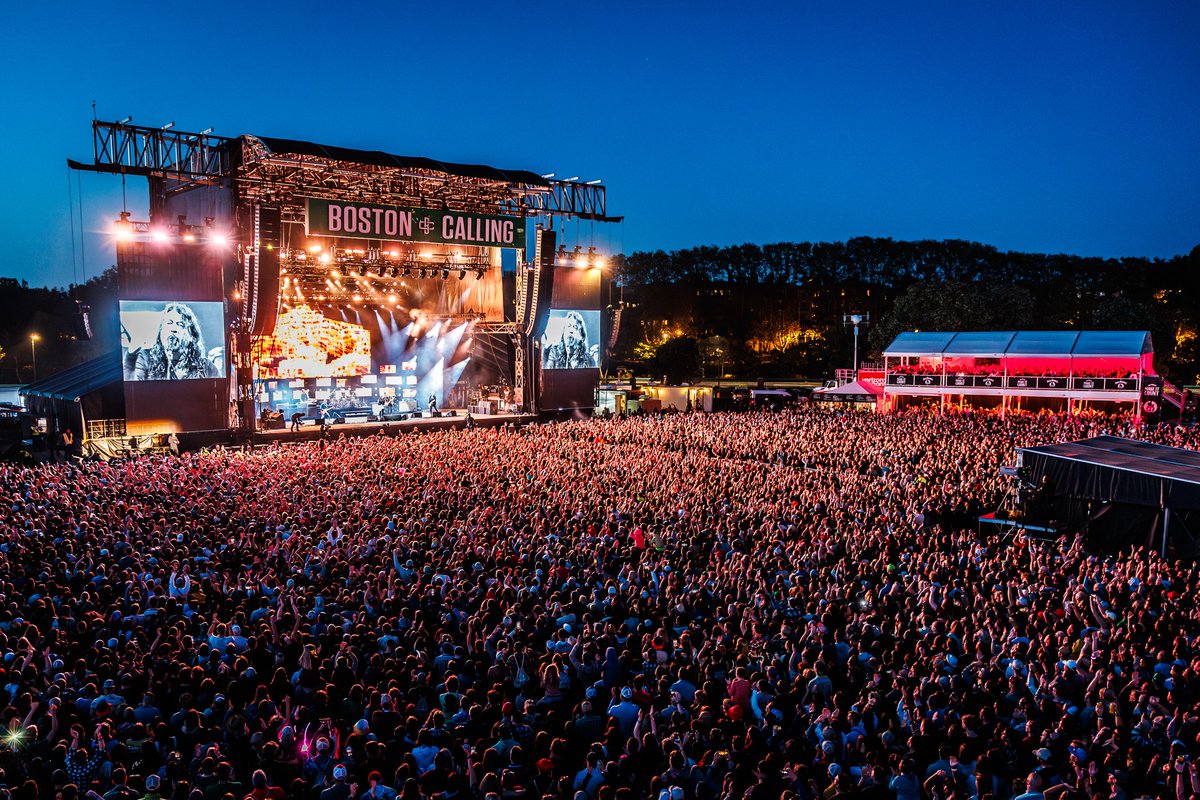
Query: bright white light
[
  {"left": 210, "top": 233, "right": 228, "bottom": 247},
  {"left": 151, "top": 229, "right": 169, "bottom": 243}
]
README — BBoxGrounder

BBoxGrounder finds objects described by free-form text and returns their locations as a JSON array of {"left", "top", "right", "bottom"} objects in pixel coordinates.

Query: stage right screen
[{"left": 541, "top": 309, "right": 601, "bottom": 370}]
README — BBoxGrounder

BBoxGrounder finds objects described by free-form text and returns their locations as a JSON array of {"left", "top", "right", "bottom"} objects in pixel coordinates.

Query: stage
[
  {"left": 79, "top": 410, "right": 537, "bottom": 459},
  {"left": 252, "top": 409, "right": 537, "bottom": 445}
]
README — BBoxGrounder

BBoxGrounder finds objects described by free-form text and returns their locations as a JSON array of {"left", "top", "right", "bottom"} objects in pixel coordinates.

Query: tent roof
[
  {"left": 941, "top": 331, "right": 1016, "bottom": 357},
  {"left": 883, "top": 330, "right": 1151, "bottom": 359},
  {"left": 253, "top": 136, "right": 551, "bottom": 188},
  {"left": 1006, "top": 330, "right": 1080, "bottom": 356},
  {"left": 1074, "top": 330, "right": 1153, "bottom": 357},
  {"left": 20, "top": 354, "right": 122, "bottom": 401},
  {"left": 882, "top": 331, "right": 958, "bottom": 357},
  {"left": 1019, "top": 435, "right": 1200, "bottom": 511},
  {"left": 813, "top": 380, "right": 883, "bottom": 399}
]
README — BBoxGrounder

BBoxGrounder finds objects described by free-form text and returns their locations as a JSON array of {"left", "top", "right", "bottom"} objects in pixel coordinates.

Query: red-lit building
[{"left": 880, "top": 330, "right": 1181, "bottom": 420}]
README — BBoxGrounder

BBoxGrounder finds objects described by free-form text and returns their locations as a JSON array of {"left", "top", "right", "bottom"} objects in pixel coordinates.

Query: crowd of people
[{"left": 1, "top": 408, "right": 1199, "bottom": 800}]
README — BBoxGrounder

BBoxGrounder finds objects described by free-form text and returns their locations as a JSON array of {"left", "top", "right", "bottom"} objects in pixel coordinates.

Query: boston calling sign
[{"left": 305, "top": 198, "right": 525, "bottom": 249}]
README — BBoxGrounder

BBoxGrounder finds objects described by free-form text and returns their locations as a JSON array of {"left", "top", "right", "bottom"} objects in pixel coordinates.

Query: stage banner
[{"left": 305, "top": 198, "right": 525, "bottom": 249}]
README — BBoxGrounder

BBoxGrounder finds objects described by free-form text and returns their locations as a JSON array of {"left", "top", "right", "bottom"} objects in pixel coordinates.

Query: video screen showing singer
[
  {"left": 541, "top": 310, "right": 600, "bottom": 370},
  {"left": 122, "top": 301, "right": 223, "bottom": 381}
]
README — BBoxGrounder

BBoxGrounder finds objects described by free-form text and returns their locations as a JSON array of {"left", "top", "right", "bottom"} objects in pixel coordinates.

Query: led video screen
[
  {"left": 541, "top": 309, "right": 600, "bottom": 370},
  {"left": 120, "top": 301, "right": 226, "bottom": 381},
  {"left": 251, "top": 306, "right": 372, "bottom": 379}
]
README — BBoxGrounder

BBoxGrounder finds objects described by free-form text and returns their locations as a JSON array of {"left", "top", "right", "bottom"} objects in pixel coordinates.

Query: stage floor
[{"left": 252, "top": 410, "right": 537, "bottom": 444}]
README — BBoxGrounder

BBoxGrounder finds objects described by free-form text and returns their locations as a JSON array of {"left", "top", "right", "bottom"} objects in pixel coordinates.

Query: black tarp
[
  {"left": 254, "top": 137, "right": 550, "bottom": 187},
  {"left": 1019, "top": 436, "right": 1200, "bottom": 511},
  {"left": 1018, "top": 435, "right": 1200, "bottom": 557}
]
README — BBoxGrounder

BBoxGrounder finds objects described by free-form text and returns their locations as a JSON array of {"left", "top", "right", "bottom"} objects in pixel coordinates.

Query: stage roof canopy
[
  {"left": 20, "top": 355, "right": 122, "bottom": 402},
  {"left": 254, "top": 136, "right": 551, "bottom": 187},
  {"left": 883, "top": 330, "right": 1152, "bottom": 359},
  {"left": 1019, "top": 435, "right": 1200, "bottom": 511}
]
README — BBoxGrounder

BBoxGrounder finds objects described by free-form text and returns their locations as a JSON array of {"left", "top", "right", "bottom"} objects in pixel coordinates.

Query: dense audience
[{"left": 0, "top": 408, "right": 1199, "bottom": 800}]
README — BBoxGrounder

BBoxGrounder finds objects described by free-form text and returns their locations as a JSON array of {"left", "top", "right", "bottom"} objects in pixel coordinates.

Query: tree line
[
  {"left": 611, "top": 238, "right": 1200, "bottom": 385},
  {"left": 0, "top": 268, "right": 118, "bottom": 385}
]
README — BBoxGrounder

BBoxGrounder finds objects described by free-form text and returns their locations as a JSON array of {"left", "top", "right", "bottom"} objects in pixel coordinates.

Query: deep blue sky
[{"left": 1, "top": 1, "right": 1197, "bottom": 288}]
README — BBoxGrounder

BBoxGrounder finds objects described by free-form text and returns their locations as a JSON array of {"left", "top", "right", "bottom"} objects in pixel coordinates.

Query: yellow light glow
[
  {"left": 308, "top": 245, "right": 322, "bottom": 253},
  {"left": 320, "top": 254, "right": 331, "bottom": 264}
]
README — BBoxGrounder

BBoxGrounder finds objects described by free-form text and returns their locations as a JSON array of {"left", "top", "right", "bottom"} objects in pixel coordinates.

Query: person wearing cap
[
  {"left": 142, "top": 773, "right": 164, "bottom": 799},
  {"left": 304, "top": 737, "right": 336, "bottom": 788},
  {"left": 319, "top": 764, "right": 353, "bottom": 800},
  {"left": 607, "top": 686, "right": 640, "bottom": 736}
]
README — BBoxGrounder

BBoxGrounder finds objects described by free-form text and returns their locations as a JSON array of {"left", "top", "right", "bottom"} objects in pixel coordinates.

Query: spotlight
[
  {"left": 210, "top": 233, "right": 228, "bottom": 247},
  {"left": 151, "top": 229, "right": 169, "bottom": 244},
  {"left": 113, "top": 212, "right": 134, "bottom": 241},
  {"left": 182, "top": 231, "right": 196, "bottom": 243}
]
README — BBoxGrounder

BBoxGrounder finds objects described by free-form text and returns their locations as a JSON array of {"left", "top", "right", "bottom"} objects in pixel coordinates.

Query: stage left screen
[{"left": 120, "top": 300, "right": 226, "bottom": 382}]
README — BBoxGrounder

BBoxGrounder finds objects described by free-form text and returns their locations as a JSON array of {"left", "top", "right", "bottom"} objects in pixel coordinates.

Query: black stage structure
[
  {"left": 1018, "top": 436, "right": 1200, "bottom": 558},
  {"left": 68, "top": 120, "right": 621, "bottom": 440}
]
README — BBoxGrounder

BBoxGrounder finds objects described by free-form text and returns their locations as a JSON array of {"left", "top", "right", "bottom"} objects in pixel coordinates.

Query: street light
[
  {"left": 29, "top": 333, "right": 40, "bottom": 382},
  {"left": 843, "top": 314, "right": 870, "bottom": 381}
]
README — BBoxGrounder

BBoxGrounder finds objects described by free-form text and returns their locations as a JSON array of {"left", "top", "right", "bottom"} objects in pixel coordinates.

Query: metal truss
[
  {"left": 475, "top": 321, "right": 521, "bottom": 334},
  {"left": 70, "top": 122, "right": 617, "bottom": 223},
  {"left": 502, "top": 181, "right": 617, "bottom": 223},
  {"left": 70, "top": 120, "right": 233, "bottom": 182}
]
